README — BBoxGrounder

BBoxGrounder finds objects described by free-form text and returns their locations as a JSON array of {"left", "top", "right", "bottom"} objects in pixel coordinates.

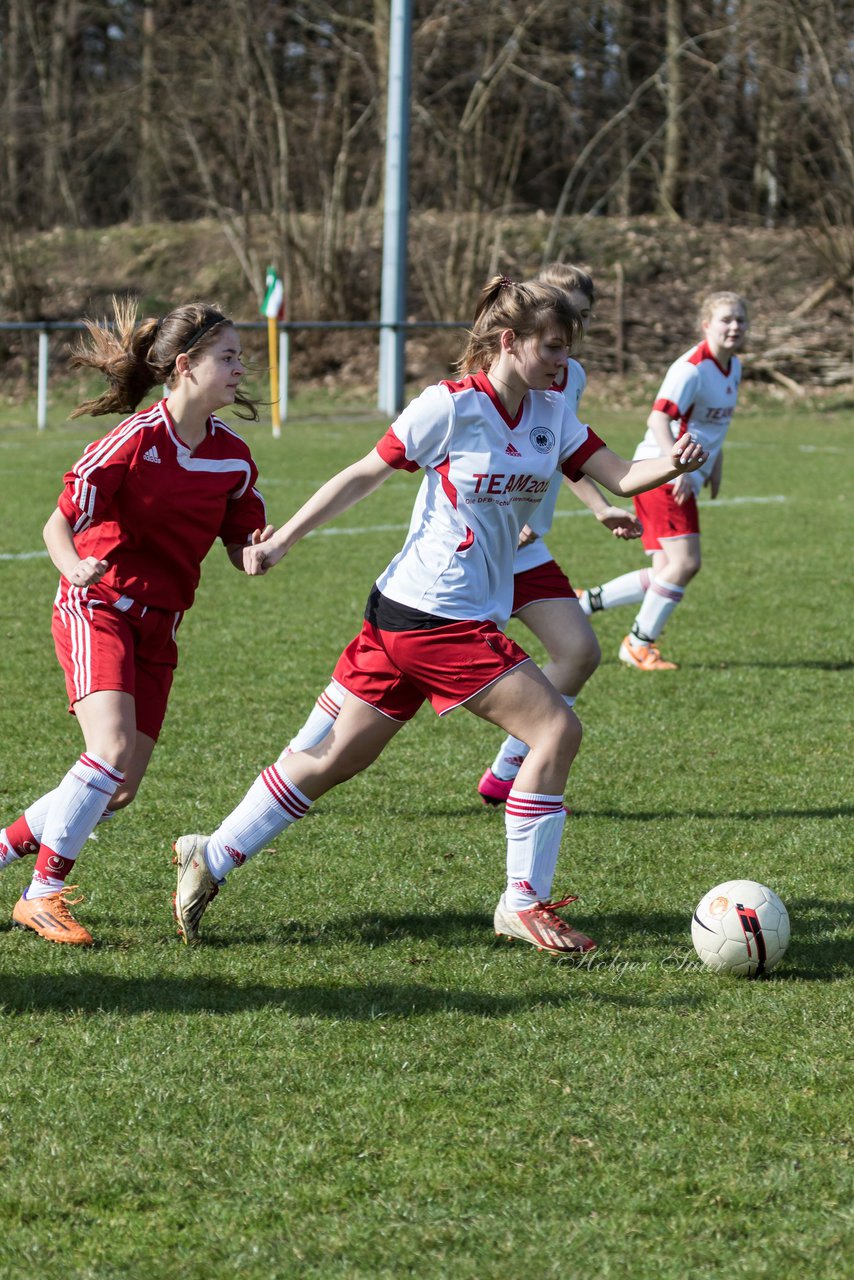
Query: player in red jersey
[
  {"left": 172, "top": 276, "right": 707, "bottom": 955},
  {"left": 0, "top": 298, "right": 271, "bottom": 944},
  {"left": 578, "top": 292, "right": 748, "bottom": 670}
]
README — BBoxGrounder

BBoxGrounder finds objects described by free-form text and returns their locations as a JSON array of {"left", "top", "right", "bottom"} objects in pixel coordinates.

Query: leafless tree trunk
[{"left": 658, "top": 0, "right": 683, "bottom": 219}]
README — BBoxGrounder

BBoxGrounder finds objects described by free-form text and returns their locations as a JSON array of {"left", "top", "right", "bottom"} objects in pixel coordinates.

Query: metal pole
[
  {"left": 279, "top": 330, "right": 289, "bottom": 424},
  {"left": 377, "top": 0, "right": 412, "bottom": 417},
  {"left": 37, "top": 329, "right": 49, "bottom": 431}
]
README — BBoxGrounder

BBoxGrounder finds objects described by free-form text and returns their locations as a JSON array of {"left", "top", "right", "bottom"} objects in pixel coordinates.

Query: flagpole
[
  {"left": 268, "top": 315, "right": 281, "bottom": 439},
  {"left": 261, "top": 266, "right": 284, "bottom": 439}
]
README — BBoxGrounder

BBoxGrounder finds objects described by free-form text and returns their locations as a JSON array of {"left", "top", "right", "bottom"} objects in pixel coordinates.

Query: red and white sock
[
  {"left": 587, "top": 568, "right": 652, "bottom": 613},
  {"left": 2, "top": 786, "right": 116, "bottom": 870},
  {"left": 205, "top": 764, "right": 312, "bottom": 880},
  {"left": 630, "top": 576, "right": 685, "bottom": 645},
  {"left": 286, "top": 679, "right": 346, "bottom": 753},
  {"left": 26, "top": 754, "right": 124, "bottom": 899},
  {"left": 504, "top": 790, "right": 567, "bottom": 909},
  {"left": 0, "top": 801, "right": 53, "bottom": 869}
]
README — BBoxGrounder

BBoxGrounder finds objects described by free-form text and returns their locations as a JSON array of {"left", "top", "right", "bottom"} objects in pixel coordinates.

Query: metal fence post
[
  {"left": 279, "top": 329, "right": 289, "bottom": 425},
  {"left": 37, "top": 329, "right": 49, "bottom": 431}
]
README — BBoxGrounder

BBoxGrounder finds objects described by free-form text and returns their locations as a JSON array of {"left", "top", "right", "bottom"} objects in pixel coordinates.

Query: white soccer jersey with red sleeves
[
  {"left": 374, "top": 370, "right": 604, "bottom": 625},
  {"left": 56, "top": 399, "right": 266, "bottom": 612},
  {"left": 633, "top": 341, "right": 741, "bottom": 496},
  {"left": 514, "top": 359, "right": 587, "bottom": 573}
]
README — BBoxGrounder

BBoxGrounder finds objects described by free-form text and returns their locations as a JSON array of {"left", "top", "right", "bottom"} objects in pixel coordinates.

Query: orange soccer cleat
[
  {"left": 618, "top": 637, "right": 678, "bottom": 671},
  {"left": 12, "top": 887, "right": 94, "bottom": 946}
]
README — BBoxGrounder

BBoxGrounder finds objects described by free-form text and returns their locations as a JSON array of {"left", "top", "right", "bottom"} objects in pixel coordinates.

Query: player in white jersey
[
  {"left": 578, "top": 292, "right": 748, "bottom": 670},
  {"left": 478, "top": 263, "right": 642, "bottom": 804},
  {"left": 0, "top": 299, "right": 271, "bottom": 945},
  {"left": 172, "top": 276, "right": 706, "bottom": 955},
  {"left": 283, "top": 265, "right": 642, "bottom": 807}
]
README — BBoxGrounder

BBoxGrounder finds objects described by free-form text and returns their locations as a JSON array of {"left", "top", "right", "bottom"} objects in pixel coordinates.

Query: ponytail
[
  {"left": 457, "top": 275, "right": 582, "bottom": 375},
  {"left": 70, "top": 296, "right": 260, "bottom": 421}
]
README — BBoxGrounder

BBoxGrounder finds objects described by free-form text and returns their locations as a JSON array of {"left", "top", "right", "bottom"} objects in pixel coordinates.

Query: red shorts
[
  {"left": 331, "top": 618, "right": 531, "bottom": 721},
  {"left": 512, "top": 559, "right": 576, "bottom": 615},
  {"left": 52, "top": 582, "right": 182, "bottom": 741},
  {"left": 634, "top": 485, "right": 700, "bottom": 552}
]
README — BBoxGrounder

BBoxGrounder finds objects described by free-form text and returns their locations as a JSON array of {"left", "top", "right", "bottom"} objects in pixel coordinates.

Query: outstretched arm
[
  {"left": 243, "top": 448, "right": 396, "bottom": 575},
  {"left": 579, "top": 434, "right": 707, "bottom": 498},
  {"left": 43, "top": 507, "right": 109, "bottom": 586}
]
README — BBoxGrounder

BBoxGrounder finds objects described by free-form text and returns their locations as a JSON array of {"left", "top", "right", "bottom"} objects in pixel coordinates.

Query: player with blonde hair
[{"left": 578, "top": 291, "right": 748, "bottom": 670}]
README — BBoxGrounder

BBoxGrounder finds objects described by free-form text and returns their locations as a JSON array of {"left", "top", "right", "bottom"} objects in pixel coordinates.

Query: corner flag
[
  {"left": 261, "top": 267, "right": 284, "bottom": 320},
  {"left": 261, "top": 268, "right": 285, "bottom": 437}
]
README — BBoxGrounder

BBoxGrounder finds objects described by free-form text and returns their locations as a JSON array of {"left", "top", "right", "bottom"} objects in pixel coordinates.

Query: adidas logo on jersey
[
  {"left": 143, "top": 445, "right": 161, "bottom": 464},
  {"left": 505, "top": 442, "right": 522, "bottom": 457}
]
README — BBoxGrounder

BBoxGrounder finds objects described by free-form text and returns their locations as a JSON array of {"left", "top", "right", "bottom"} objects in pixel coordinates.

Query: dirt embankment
[{"left": 1, "top": 216, "right": 851, "bottom": 396}]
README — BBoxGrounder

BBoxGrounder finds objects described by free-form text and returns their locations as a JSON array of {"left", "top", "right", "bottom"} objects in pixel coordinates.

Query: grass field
[{"left": 1, "top": 388, "right": 852, "bottom": 1279}]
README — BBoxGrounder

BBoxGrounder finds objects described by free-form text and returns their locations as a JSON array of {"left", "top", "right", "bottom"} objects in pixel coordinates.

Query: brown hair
[
  {"left": 536, "top": 262, "right": 596, "bottom": 307},
  {"left": 700, "top": 291, "right": 749, "bottom": 327},
  {"left": 457, "top": 275, "right": 583, "bottom": 375},
  {"left": 70, "top": 296, "right": 259, "bottom": 421}
]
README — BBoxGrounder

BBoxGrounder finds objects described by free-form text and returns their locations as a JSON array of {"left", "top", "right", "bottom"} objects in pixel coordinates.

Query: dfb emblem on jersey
[{"left": 529, "top": 426, "right": 556, "bottom": 454}]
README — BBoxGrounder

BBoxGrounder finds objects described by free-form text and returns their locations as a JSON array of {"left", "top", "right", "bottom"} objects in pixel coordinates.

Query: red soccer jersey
[{"left": 56, "top": 400, "right": 266, "bottom": 612}]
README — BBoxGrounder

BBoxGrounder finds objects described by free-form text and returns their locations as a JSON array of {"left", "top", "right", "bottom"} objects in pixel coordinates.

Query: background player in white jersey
[
  {"left": 282, "top": 265, "right": 643, "bottom": 807},
  {"left": 477, "top": 263, "right": 643, "bottom": 805},
  {"left": 0, "top": 299, "right": 271, "bottom": 945},
  {"left": 172, "top": 276, "right": 706, "bottom": 955},
  {"left": 578, "top": 291, "right": 748, "bottom": 671}
]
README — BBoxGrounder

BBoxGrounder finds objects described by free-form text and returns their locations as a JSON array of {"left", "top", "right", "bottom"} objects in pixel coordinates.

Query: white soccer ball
[{"left": 691, "top": 879, "right": 790, "bottom": 978}]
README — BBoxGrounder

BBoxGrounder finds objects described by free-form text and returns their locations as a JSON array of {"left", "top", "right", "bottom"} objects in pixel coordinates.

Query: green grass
[{"left": 0, "top": 390, "right": 852, "bottom": 1279}]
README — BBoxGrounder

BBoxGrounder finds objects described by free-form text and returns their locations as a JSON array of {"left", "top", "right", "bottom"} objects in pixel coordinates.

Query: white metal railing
[{"left": 0, "top": 319, "right": 466, "bottom": 431}]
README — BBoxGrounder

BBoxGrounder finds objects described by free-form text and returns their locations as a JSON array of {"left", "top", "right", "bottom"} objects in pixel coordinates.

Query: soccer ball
[{"left": 691, "top": 879, "right": 790, "bottom": 978}]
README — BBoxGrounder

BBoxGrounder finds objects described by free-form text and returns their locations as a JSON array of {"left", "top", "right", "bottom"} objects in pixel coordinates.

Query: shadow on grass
[
  {"left": 0, "top": 971, "right": 705, "bottom": 1019},
  {"left": 572, "top": 804, "right": 854, "bottom": 822},
  {"left": 686, "top": 659, "right": 854, "bottom": 672}
]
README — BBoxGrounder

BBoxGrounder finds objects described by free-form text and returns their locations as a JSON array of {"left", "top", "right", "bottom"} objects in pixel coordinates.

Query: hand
[
  {"left": 250, "top": 524, "right": 276, "bottom": 545},
  {"left": 671, "top": 473, "right": 694, "bottom": 506},
  {"left": 67, "top": 556, "right": 109, "bottom": 587},
  {"left": 517, "top": 523, "right": 538, "bottom": 548},
  {"left": 243, "top": 538, "right": 286, "bottom": 575},
  {"left": 596, "top": 505, "right": 643, "bottom": 540},
  {"left": 670, "top": 433, "right": 707, "bottom": 475}
]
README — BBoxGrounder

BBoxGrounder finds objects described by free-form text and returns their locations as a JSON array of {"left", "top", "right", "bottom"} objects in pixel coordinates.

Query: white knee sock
[
  {"left": 583, "top": 568, "right": 651, "bottom": 614},
  {"left": 630, "top": 576, "right": 685, "bottom": 644},
  {"left": 28, "top": 754, "right": 124, "bottom": 898},
  {"left": 287, "top": 679, "right": 346, "bottom": 752},
  {"left": 205, "top": 764, "right": 312, "bottom": 880},
  {"left": 504, "top": 791, "right": 567, "bottom": 908},
  {"left": 490, "top": 696, "right": 577, "bottom": 781}
]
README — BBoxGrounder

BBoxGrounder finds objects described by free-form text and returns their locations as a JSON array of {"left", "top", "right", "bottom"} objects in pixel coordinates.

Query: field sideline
[{"left": 0, "top": 390, "right": 852, "bottom": 1279}]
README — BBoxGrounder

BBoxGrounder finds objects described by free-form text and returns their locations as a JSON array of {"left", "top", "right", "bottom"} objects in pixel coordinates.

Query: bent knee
[
  {"left": 546, "top": 704, "right": 583, "bottom": 759},
  {"left": 108, "top": 784, "right": 138, "bottom": 811}
]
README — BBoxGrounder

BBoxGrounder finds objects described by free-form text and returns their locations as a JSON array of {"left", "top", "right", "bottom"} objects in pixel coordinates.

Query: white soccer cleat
[
  {"left": 172, "top": 834, "right": 221, "bottom": 944},
  {"left": 494, "top": 893, "right": 596, "bottom": 954}
]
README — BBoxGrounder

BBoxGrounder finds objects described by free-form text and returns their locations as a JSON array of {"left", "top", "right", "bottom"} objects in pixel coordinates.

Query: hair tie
[{"left": 498, "top": 276, "right": 514, "bottom": 290}]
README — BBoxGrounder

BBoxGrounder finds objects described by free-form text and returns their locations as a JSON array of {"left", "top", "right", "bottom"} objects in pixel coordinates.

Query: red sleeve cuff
[
  {"left": 57, "top": 492, "right": 81, "bottom": 525},
  {"left": 376, "top": 427, "right": 421, "bottom": 473},
  {"left": 652, "top": 398, "right": 682, "bottom": 419},
  {"left": 561, "top": 428, "right": 607, "bottom": 482}
]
